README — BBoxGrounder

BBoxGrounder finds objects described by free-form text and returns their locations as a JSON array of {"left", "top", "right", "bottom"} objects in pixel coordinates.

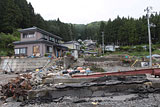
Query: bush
[
  {"left": 146, "top": 45, "right": 155, "bottom": 51},
  {"left": 0, "top": 33, "right": 20, "bottom": 56},
  {"left": 119, "top": 46, "right": 131, "bottom": 51},
  {"left": 44, "top": 53, "right": 49, "bottom": 57},
  {"left": 0, "top": 51, "right": 7, "bottom": 56},
  {"left": 66, "top": 52, "right": 71, "bottom": 56},
  {"left": 134, "top": 46, "right": 144, "bottom": 52},
  {"left": 7, "top": 51, "right": 14, "bottom": 57}
]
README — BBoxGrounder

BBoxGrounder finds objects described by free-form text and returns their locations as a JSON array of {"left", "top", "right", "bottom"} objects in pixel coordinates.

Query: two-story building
[
  {"left": 62, "top": 41, "right": 81, "bottom": 59},
  {"left": 13, "top": 26, "right": 68, "bottom": 57},
  {"left": 62, "top": 41, "right": 80, "bottom": 50}
]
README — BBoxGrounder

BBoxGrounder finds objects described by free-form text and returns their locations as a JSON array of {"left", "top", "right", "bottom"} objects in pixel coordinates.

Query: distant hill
[{"left": 1, "top": 0, "right": 160, "bottom": 46}]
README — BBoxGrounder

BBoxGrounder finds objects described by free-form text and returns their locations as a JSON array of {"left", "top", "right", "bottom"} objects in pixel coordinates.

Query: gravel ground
[
  {"left": 1, "top": 93, "right": 160, "bottom": 107},
  {"left": 0, "top": 73, "right": 18, "bottom": 85}
]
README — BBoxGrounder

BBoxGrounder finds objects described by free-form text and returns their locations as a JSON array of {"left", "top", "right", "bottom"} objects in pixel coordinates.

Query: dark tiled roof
[{"left": 19, "top": 26, "right": 62, "bottom": 40}]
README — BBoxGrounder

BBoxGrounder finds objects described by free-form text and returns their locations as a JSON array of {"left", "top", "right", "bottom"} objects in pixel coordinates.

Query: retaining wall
[
  {"left": 0, "top": 57, "right": 50, "bottom": 73},
  {"left": 0, "top": 57, "right": 74, "bottom": 73}
]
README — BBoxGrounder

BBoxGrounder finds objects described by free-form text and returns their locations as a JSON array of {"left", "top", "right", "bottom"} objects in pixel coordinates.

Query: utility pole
[
  {"left": 102, "top": 32, "right": 104, "bottom": 55},
  {"left": 144, "top": 6, "right": 153, "bottom": 67}
]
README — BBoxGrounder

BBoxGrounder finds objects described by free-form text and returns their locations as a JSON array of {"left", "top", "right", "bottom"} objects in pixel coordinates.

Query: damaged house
[
  {"left": 62, "top": 41, "right": 80, "bottom": 59},
  {"left": 13, "top": 26, "right": 68, "bottom": 57}
]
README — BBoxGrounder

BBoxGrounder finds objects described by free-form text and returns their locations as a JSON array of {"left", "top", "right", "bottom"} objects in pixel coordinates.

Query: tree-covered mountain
[{"left": 1, "top": 0, "right": 160, "bottom": 46}]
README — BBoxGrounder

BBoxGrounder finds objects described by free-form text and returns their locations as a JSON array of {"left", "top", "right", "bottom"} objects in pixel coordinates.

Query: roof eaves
[
  {"left": 36, "top": 27, "right": 62, "bottom": 40},
  {"left": 19, "top": 27, "right": 62, "bottom": 40}
]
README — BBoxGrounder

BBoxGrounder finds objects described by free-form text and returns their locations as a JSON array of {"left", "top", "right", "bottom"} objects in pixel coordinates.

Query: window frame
[
  {"left": 15, "top": 48, "right": 20, "bottom": 54},
  {"left": 15, "top": 48, "right": 27, "bottom": 55},
  {"left": 23, "top": 33, "right": 35, "bottom": 38}
]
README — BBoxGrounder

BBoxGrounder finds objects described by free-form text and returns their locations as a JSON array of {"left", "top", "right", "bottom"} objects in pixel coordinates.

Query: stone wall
[
  {"left": 0, "top": 57, "right": 50, "bottom": 73},
  {"left": 0, "top": 57, "right": 74, "bottom": 73}
]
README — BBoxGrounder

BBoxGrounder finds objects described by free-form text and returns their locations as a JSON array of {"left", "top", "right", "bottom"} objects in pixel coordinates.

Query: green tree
[{"left": 0, "top": 0, "right": 22, "bottom": 33}]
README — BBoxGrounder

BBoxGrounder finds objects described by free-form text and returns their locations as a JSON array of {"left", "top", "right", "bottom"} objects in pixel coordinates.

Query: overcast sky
[{"left": 26, "top": 0, "right": 160, "bottom": 24}]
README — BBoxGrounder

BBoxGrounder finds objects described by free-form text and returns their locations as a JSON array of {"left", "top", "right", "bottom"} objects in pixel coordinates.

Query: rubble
[
  {"left": 0, "top": 57, "right": 96, "bottom": 102},
  {"left": 1, "top": 73, "right": 32, "bottom": 101},
  {"left": 1, "top": 55, "right": 160, "bottom": 107}
]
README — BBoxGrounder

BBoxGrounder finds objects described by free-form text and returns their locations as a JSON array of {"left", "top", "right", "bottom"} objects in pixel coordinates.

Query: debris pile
[
  {"left": 0, "top": 58, "right": 94, "bottom": 101},
  {"left": 62, "top": 67, "right": 92, "bottom": 75},
  {"left": 1, "top": 74, "right": 32, "bottom": 101}
]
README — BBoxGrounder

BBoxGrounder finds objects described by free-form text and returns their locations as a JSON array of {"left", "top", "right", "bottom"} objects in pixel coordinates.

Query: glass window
[
  {"left": 48, "top": 37, "right": 55, "bottom": 42},
  {"left": 49, "top": 37, "right": 52, "bottom": 41},
  {"left": 20, "top": 48, "right": 26, "bottom": 54},
  {"left": 15, "top": 49, "right": 19, "bottom": 54},
  {"left": 46, "top": 46, "right": 52, "bottom": 53},
  {"left": 23, "top": 33, "right": 35, "bottom": 38},
  {"left": 52, "top": 38, "right": 55, "bottom": 42},
  {"left": 43, "top": 35, "right": 48, "bottom": 40},
  {"left": 28, "top": 34, "right": 35, "bottom": 38},
  {"left": 49, "top": 47, "right": 53, "bottom": 52},
  {"left": 23, "top": 34, "right": 27, "bottom": 38}
]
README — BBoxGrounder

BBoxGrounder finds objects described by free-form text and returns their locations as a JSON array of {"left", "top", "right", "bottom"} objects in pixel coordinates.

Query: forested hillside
[
  {"left": 1, "top": 0, "right": 160, "bottom": 56},
  {"left": 103, "top": 15, "right": 160, "bottom": 46}
]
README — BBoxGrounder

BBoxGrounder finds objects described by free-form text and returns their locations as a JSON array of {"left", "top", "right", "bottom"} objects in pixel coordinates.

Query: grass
[
  {"left": 109, "top": 44, "right": 160, "bottom": 57},
  {"left": 152, "top": 49, "right": 160, "bottom": 54},
  {"left": 104, "top": 49, "right": 160, "bottom": 58}
]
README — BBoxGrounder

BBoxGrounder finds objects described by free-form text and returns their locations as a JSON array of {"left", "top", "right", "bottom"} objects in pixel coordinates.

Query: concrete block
[
  {"left": 92, "top": 91, "right": 105, "bottom": 97},
  {"left": 42, "top": 78, "right": 54, "bottom": 84}
]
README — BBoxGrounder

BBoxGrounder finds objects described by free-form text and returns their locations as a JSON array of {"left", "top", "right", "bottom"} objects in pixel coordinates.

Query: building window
[
  {"left": 46, "top": 46, "right": 52, "bottom": 53},
  {"left": 49, "top": 37, "right": 52, "bottom": 41},
  {"left": 15, "top": 49, "right": 19, "bottom": 54},
  {"left": 44, "top": 35, "right": 48, "bottom": 40},
  {"left": 55, "top": 39, "right": 58, "bottom": 43},
  {"left": 49, "top": 47, "right": 52, "bottom": 52},
  {"left": 23, "top": 33, "right": 35, "bottom": 38},
  {"left": 49, "top": 37, "right": 55, "bottom": 42},
  {"left": 15, "top": 48, "right": 27, "bottom": 54},
  {"left": 28, "top": 34, "right": 35, "bottom": 38},
  {"left": 42, "top": 34, "right": 48, "bottom": 40},
  {"left": 51, "top": 37, "right": 55, "bottom": 42},
  {"left": 20, "top": 48, "right": 26, "bottom": 54}
]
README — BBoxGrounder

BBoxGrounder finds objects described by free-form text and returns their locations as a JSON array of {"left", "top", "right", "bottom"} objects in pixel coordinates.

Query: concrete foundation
[
  {"left": 27, "top": 75, "right": 158, "bottom": 100},
  {"left": 27, "top": 83, "right": 145, "bottom": 100},
  {"left": 43, "top": 78, "right": 96, "bottom": 84}
]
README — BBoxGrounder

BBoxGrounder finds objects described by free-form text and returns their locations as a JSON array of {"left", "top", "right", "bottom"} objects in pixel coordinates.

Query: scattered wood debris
[{"left": 1, "top": 74, "right": 32, "bottom": 101}]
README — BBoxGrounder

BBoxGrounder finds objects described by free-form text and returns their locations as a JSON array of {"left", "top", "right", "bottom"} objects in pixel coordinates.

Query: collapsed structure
[{"left": 1, "top": 55, "right": 160, "bottom": 106}]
